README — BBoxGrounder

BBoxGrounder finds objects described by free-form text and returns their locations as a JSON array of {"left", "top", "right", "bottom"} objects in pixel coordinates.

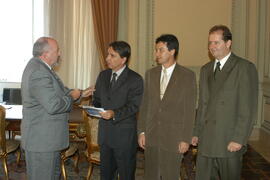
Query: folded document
[{"left": 81, "top": 105, "right": 105, "bottom": 118}]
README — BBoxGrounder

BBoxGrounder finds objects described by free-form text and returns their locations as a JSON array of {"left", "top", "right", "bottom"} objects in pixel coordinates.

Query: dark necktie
[
  {"left": 110, "top": 73, "right": 117, "bottom": 88},
  {"left": 214, "top": 61, "right": 221, "bottom": 79}
]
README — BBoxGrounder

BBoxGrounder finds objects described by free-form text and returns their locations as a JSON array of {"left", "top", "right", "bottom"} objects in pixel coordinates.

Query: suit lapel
[
  {"left": 209, "top": 53, "right": 238, "bottom": 97},
  {"left": 152, "top": 66, "right": 162, "bottom": 102},
  {"left": 110, "top": 67, "right": 129, "bottom": 93},
  {"left": 207, "top": 61, "right": 215, "bottom": 94},
  {"left": 36, "top": 58, "right": 65, "bottom": 90},
  {"left": 161, "top": 64, "right": 181, "bottom": 102},
  {"left": 105, "top": 70, "right": 112, "bottom": 92}
]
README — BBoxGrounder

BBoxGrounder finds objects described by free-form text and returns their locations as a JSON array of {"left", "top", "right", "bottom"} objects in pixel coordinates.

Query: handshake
[{"left": 69, "top": 86, "right": 95, "bottom": 100}]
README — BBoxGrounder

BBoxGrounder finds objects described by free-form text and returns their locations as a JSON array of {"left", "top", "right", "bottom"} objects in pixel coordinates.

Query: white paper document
[{"left": 81, "top": 105, "right": 105, "bottom": 118}]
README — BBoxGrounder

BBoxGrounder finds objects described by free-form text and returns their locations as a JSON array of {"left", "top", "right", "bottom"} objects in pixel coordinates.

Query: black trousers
[
  {"left": 195, "top": 154, "right": 242, "bottom": 180},
  {"left": 100, "top": 143, "right": 137, "bottom": 180}
]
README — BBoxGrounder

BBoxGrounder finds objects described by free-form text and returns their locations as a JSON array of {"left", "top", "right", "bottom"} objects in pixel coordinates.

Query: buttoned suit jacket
[
  {"left": 193, "top": 53, "right": 258, "bottom": 157},
  {"left": 93, "top": 67, "right": 144, "bottom": 148},
  {"left": 21, "top": 57, "right": 73, "bottom": 152},
  {"left": 138, "top": 64, "right": 197, "bottom": 152}
]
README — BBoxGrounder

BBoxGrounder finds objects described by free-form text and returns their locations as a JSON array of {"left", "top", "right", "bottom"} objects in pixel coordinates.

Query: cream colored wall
[{"left": 154, "top": 0, "right": 232, "bottom": 67}]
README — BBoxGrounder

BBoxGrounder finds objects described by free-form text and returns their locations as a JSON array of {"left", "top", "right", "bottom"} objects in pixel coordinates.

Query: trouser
[
  {"left": 145, "top": 146, "right": 183, "bottom": 180},
  {"left": 195, "top": 154, "right": 242, "bottom": 180},
  {"left": 100, "top": 143, "right": 137, "bottom": 180},
  {"left": 25, "top": 150, "right": 61, "bottom": 180}
]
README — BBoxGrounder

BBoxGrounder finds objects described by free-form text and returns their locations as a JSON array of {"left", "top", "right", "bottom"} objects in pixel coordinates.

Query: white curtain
[{"left": 44, "top": 0, "right": 100, "bottom": 89}]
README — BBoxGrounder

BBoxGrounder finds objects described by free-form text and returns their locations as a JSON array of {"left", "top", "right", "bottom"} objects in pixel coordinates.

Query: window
[{"left": 0, "top": 0, "right": 44, "bottom": 82}]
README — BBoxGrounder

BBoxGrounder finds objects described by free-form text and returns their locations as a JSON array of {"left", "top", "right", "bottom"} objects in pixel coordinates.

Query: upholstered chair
[
  {"left": 0, "top": 105, "right": 21, "bottom": 180},
  {"left": 60, "top": 142, "right": 80, "bottom": 180},
  {"left": 80, "top": 110, "right": 100, "bottom": 180}
]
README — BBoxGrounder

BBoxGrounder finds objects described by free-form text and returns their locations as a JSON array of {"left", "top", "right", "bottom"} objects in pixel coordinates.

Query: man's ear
[
  {"left": 170, "top": 49, "right": 176, "bottom": 56},
  {"left": 122, "top": 57, "right": 127, "bottom": 65},
  {"left": 226, "top": 40, "right": 232, "bottom": 49}
]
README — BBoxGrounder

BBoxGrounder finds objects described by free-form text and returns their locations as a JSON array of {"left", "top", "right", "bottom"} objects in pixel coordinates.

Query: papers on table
[
  {"left": 1, "top": 105, "right": 23, "bottom": 119},
  {"left": 81, "top": 105, "right": 105, "bottom": 118}
]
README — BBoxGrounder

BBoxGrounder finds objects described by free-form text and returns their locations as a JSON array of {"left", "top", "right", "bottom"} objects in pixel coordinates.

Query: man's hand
[
  {"left": 179, "top": 141, "right": 189, "bottom": 154},
  {"left": 191, "top": 136, "right": 199, "bottom": 146},
  {"left": 70, "top": 89, "right": 81, "bottom": 100},
  {"left": 227, "top": 141, "right": 242, "bottom": 152},
  {"left": 138, "top": 133, "right": 146, "bottom": 150},
  {"left": 82, "top": 86, "right": 95, "bottom": 97},
  {"left": 100, "top": 110, "right": 114, "bottom": 120}
]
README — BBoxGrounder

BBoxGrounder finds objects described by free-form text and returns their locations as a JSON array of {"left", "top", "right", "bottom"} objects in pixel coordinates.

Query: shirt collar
[
  {"left": 215, "top": 52, "right": 231, "bottom": 70},
  {"left": 39, "top": 58, "right": 52, "bottom": 70},
  {"left": 112, "top": 65, "right": 126, "bottom": 78},
  {"left": 162, "top": 62, "right": 176, "bottom": 75}
]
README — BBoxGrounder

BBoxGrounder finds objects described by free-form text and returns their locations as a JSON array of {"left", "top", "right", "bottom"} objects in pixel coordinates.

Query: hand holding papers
[
  {"left": 99, "top": 110, "right": 115, "bottom": 120},
  {"left": 81, "top": 105, "right": 105, "bottom": 118}
]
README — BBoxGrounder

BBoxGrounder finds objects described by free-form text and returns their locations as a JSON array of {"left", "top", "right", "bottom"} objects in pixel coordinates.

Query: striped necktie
[{"left": 110, "top": 72, "right": 117, "bottom": 89}]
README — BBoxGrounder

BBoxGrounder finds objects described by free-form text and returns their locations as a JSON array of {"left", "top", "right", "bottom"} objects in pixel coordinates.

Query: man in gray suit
[
  {"left": 138, "top": 34, "right": 197, "bottom": 179},
  {"left": 21, "top": 37, "right": 92, "bottom": 180},
  {"left": 192, "top": 25, "right": 258, "bottom": 180}
]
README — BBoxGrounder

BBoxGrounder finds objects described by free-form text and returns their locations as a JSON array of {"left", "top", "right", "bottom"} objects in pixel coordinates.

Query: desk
[
  {"left": 3, "top": 105, "right": 84, "bottom": 139},
  {"left": 3, "top": 105, "right": 22, "bottom": 120}
]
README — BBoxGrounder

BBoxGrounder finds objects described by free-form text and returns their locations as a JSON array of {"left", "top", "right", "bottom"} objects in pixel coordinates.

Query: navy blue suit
[{"left": 93, "top": 67, "right": 143, "bottom": 180}]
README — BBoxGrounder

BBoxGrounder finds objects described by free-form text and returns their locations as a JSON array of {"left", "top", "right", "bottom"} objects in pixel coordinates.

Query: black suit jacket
[{"left": 93, "top": 67, "right": 144, "bottom": 148}]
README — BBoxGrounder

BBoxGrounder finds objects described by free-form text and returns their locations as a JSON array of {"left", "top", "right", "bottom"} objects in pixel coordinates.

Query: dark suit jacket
[
  {"left": 193, "top": 53, "right": 258, "bottom": 157},
  {"left": 138, "top": 64, "right": 197, "bottom": 152},
  {"left": 93, "top": 67, "right": 144, "bottom": 148},
  {"left": 21, "top": 57, "right": 73, "bottom": 152}
]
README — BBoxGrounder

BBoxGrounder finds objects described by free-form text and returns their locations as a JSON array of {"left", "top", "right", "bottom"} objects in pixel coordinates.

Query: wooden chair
[
  {"left": 60, "top": 142, "right": 80, "bottom": 180},
  {"left": 60, "top": 104, "right": 88, "bottom": 180},
  {"left": 0, "top": 105, "right": 21, "bottom": 180},
  {"left": 80, "top": 110, "right": 100, "bottom": 180}
]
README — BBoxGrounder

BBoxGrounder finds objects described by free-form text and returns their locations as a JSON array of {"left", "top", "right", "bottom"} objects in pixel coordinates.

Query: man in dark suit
[
  {"left": 137, "top": 34, "right": 197, "bottom": 179},
  {"left": 192, "top": 25, "right": 258, "bottom": 180},
  {"left": 21, "top": 37, "right": 92, "bottom": 180},
  {"left": 92, "top": 41, "right": 144, "bottom": 180}
]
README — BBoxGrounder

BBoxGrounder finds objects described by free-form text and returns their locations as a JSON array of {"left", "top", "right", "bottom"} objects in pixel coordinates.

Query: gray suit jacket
[
  {"left": 21, "top": 57, "right": 73, "bottom": 152},
  {"left": 193, "top": 53, "right": 258, "bottom": 157}
]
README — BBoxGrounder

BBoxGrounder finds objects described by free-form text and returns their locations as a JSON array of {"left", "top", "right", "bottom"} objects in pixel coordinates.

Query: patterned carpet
[{"left": 0, "top": 145, "right": 270, "bottom": 180}]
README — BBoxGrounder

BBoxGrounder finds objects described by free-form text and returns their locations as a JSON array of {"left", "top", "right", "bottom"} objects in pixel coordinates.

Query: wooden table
[{"left": 3, "top": 105, "right": 84, "bottom": 139}]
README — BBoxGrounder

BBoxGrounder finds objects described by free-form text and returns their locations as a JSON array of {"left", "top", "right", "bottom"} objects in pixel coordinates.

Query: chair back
[
  {"left": 82, "top": 110, "right": 99, "bottom": 157},
  {"left": 0, "top": 105, "right": 7, "bottom": 153}
]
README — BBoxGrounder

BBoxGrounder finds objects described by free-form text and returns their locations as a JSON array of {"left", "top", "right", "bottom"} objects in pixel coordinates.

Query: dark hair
[
  {"left": 209, "top": 25, "right": 232, "bottom": 42},
  {"left": 109, "top": 41, "right": 131, "bottom": 63},
  {"left": 155, "top": 34, "right": 179, "bottom": 59},
  {"left": 32, "top": 37, "right": 51, "bottom": 57}
]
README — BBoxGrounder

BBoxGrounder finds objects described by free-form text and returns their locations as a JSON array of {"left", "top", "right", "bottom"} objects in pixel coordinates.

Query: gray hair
[{"left": 32, "top": 37, "right": 52, "bottom": 57}]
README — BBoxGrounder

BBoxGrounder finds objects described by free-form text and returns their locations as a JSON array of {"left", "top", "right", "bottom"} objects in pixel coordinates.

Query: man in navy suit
[{"left": 93, "top": 41, "right": 144, "bottom": 180}]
